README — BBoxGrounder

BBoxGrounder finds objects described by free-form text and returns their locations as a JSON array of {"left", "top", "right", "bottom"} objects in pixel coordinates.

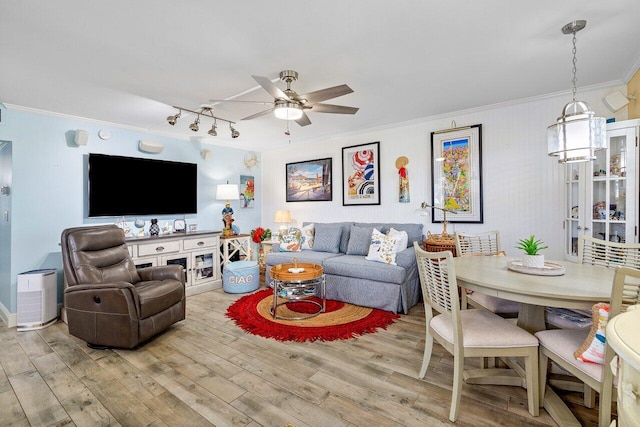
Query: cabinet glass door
[
  {"left": 192, "top": 249, "right": 216, "bottom": 285},
  {"left": 565, "top": 163, "right": 582, "bottom": 258},
  {"left": 163, "top": 255, "right": 190, "bottom": 285}
]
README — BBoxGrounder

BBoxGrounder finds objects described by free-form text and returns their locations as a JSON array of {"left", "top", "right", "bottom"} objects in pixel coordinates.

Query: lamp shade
[
  {"left": 216, "top": 184, "right": 240, "bottom": 201},
  {"left": 274, "top": 210, "right": 291, "bottom": 223},
  {"left": 547, "top": 100, "right": 607, "bottom": 163}
]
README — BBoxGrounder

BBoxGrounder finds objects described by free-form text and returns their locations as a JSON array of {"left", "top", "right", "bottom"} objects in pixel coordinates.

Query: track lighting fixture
[
  {"left": 189, "top": 116, "right": 200, "bottom": 132},
  {"left": 230, "top": 124, "right": 240, "bottom": 139},
  {"left": 208, "top": 120, "right": 218, "bottom": 137},
  {"left": 166, "top": 110, "right": 181, "bottom": 126},
  {"left": 164, "top": 105, "right": 238, "bottom": 138}
]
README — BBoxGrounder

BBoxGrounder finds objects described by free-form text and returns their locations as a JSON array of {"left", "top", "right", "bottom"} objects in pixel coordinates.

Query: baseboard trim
[{"left": 0, "top": 300, "right": 17, "bottom": 328}]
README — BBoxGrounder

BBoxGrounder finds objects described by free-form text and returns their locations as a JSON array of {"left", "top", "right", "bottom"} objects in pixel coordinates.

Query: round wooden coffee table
[{"left": 269, "top": 262, "right": 326, "bottom": 320}]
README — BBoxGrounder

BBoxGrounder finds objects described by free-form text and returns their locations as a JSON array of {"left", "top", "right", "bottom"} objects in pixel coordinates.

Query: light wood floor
[{"left": 0, "top": 288, "right": 601, "bottom": 427}]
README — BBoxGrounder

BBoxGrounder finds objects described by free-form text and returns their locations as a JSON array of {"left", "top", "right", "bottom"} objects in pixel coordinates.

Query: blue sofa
[{"left": 265, "top": 222, "right": 424, "bottom": 314}]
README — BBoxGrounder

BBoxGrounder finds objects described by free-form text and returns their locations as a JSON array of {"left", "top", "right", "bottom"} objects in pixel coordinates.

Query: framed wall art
[
  {"left": 342, "top": 141, "right": 380, "bottom": 206},
  {"left": 285, "top": 157, "right": 333, "bottom": 202},
  {"left": 430, "top": 124, "right": 483, "bottom": 223},
  {"left": 239, "top": 175, "right": 255, "bottom": 208}
]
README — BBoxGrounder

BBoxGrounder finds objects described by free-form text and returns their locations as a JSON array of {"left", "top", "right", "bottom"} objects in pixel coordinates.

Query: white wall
[{"left": 262, "top": 86, "right": 629, "bottom": 260}]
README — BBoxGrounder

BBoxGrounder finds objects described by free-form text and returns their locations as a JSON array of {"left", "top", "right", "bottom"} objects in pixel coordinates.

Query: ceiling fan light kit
[
  {"left": 547, "top": 20, "right": 607, "bottom": 163},
  {"left": 213, "top": 70, "right": 359, "bottom": 128},
  {"left": 165, "top": 105, "right": 239, "bottom": 138},
  {"left": 274, "top": 101, "right": 304, "bottom": 120}
]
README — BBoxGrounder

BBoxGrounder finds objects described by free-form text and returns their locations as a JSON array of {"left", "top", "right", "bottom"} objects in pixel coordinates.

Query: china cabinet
[{"left": 564, "top": 119, "right": 639, "bottom": 261}]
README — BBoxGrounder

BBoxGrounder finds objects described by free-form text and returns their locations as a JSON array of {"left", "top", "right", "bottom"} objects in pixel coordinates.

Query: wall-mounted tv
[{"left": 88, "top": 153, "right": 197, "bottom": 217}]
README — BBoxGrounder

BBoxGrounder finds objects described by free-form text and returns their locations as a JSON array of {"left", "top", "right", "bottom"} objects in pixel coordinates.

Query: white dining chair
[
  {"left": 413, "top": 242, "right": 539, "bottom": 421},
  {"left": 536, "top": 265, "right": 640, "bottom": 427},
  {"left": 454, "top": 230, "right": 520, "bottom": 317},
  {"left": 546, "top": 235, "right": 640, "bottom": 329}
]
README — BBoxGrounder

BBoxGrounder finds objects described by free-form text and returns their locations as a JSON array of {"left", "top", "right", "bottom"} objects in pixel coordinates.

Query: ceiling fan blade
[
  {"left": 209, "top": 99, "right": 273, "bottom": 105},
  {"left": 295, "top": 112, "right": 312, "bottom": 127},
  {"left": 311, "top": 103, "right": 359, "bottom": 115},
  {"left": 252, "top": 75, "right": 290, "bottom": 100},
  {"left": 298, "top": 84, "right": 353, "bottom": 104},
  {"left": 241, "top": 108, "right": 274, "bottom": 121}
]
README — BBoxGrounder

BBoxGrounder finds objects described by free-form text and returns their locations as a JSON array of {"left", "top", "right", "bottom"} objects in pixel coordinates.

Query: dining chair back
[
  {"left": 536, "top": 265, "right": 640, "bottom": 427},
  {"left": 454, "top": 230, "right": 519, "bottom": 316},
  {"left": 454, "top": 230, "right": 501, "bottom": 256},
  {"left": 579, "top": 235, "right": 640, "bottom": 269},
  {"left": 413, "top": 242, "right": 539, "bottom": 421}
]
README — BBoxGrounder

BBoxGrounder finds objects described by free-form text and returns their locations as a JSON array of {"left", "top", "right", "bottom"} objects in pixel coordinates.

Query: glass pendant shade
[{"left": 547, "top": 100, "right": 607, "bottom": 163}]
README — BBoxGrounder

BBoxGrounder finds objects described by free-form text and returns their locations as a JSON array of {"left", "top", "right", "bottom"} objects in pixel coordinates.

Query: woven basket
[{"left": 425, "top": 231, "right": 457, "bottom": 256}]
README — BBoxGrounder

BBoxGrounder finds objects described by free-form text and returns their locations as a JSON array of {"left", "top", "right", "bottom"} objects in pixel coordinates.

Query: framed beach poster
[
  {"left": 286, "top": 157, "right": 333, "bottom": 202},
  {"left": 430, "top": 124, "right": 483, "bottom": 223},
  {"left": 342, "top": 141, "right": 380, "bottom": 206}
]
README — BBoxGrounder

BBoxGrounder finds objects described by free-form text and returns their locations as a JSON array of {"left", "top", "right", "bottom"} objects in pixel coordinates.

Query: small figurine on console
[
  {"left": 149, "top": 218, "right": 160, "bottom": 236},
  {"left": 222, "top": 203, "right": 235, "bottom": 237}
]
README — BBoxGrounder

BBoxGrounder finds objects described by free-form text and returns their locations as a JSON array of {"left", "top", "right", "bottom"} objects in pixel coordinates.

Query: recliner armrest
[
  {"left": 137, "top": 265, "right": 184, "bottom": 283},
  {"left": 64, "top": 281, "right": 140, "bottom": 317}
]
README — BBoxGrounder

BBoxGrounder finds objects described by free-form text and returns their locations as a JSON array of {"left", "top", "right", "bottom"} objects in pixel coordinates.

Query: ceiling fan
[{"left": 211, "top": 70, "right": 359, "bottom": 127}]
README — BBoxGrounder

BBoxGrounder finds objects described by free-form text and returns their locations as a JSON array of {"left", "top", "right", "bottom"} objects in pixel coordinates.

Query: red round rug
[{"left": 225, "top": 289, "right": 400, "bottom": 342}]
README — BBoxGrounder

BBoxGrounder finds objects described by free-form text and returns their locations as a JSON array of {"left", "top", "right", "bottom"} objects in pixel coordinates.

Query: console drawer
[
  {"left": 138, "top": 240, "right": 181, "bottom": 256},
  {"left": 184, "top": 236, "right": 218, "bottom": 250}
]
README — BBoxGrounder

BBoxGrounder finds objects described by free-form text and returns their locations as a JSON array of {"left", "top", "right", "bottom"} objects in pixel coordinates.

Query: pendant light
[{"left": 547, "top": 20, "right": 606, "bottom": 163}]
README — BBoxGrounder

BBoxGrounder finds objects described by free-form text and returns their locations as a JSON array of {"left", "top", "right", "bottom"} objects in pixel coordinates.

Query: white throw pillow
[
  {"left": 387, "top": 227, "right": 408, "bottom": 251},
  {"left": 300, "top": 223, "right": 315, "bottom": 250},
  {"left": 365, "top": 228, "right": 400, "bottom": 265}
]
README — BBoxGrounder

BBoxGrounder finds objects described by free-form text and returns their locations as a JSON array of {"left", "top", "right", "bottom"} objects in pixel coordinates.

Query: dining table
[{"left": 453, "top": 255, "right": 614, "bottom": 427}]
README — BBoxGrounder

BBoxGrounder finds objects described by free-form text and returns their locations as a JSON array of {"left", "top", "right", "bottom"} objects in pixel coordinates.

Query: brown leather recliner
[{"left": 61, "top": 224, "right": 185, "bottom": 348}]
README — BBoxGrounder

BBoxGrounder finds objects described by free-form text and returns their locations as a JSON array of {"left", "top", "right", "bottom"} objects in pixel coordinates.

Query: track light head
[
  {"left": 230, "top": 124, "right": 239, "bottom": 139},
  {"left": 166, "top": 111, "right": 181, "bottom": 126},
  {"left": 208, "top": 122, "right": 218, "bottom": 137},
  {"left": 189, "top": 117, "right": 200, "bottom": 132}
]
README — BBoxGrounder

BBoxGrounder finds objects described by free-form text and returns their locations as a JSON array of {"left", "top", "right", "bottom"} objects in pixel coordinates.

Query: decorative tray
[
  {"left": 270, "top": 261, "right": 323, "bottom": 281},
  {"left": 507, "top": 260, "right": 565, "bottom": 276}
]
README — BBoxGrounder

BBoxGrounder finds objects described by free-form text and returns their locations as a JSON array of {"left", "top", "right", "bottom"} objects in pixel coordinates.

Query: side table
[
  {"left": 270, "top": 262, "right": 326, "bottom": 320},
  {"left": 220, "top": 234, "right": 251, "bottom": 267}
]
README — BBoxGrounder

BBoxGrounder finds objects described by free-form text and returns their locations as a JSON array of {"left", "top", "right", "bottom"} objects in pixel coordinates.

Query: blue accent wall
[{"left": 0, "top": 107, "right": 261, "bottom": 315}]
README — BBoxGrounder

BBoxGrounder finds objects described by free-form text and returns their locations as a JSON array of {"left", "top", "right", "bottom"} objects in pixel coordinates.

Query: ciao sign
[{"left": 228, "top": 274, "right": 254, "bottom": 284}]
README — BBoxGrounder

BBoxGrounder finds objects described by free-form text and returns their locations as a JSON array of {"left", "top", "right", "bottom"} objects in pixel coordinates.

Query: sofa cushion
[
  {"left": 266, "top": 250, "right": 341, "bottom": 266},
  {"left": 353, "top": 222, "right": 423, "bottom": 249},
  {"left": 134, "top": 279, "right": 184, "bottom": 319},
  {"left": 323, "top": 254, "right": 406, "bottom": 284},
  {"left": 306, "top": 222, "right": 353, "bottom": 253},
  {"left": 346, "top": 225, "right": 374, "bottom": 255},
  {"left": 313, "top": 223, "right": 343, "bottom": 253},
  {"left": 388, "top": 228, "right": 409, "bottom": 250}
]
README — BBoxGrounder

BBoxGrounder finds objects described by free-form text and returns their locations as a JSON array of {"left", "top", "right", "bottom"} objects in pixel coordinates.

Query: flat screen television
[{"left": 88, "top": 153, "right": 197, "bottom": 217}]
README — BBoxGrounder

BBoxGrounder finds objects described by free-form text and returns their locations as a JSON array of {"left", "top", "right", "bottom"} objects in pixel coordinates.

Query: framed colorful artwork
[
  {"left": 430, "top": 124, "right": 483, "bottom": 223},
  {"left": 342, "top": 141, "right": 380, "bottom": 206},
  {"left": 285, "top": 158, "right": 333, "bottom": 202},
  {"left": 239, "top": 175, "right": 255, "bottom": 208}
]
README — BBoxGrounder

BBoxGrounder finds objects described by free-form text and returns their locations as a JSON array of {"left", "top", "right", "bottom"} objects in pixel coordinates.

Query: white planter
[{"left": 522, "top": 254, "right": 545, "bottom": 269}]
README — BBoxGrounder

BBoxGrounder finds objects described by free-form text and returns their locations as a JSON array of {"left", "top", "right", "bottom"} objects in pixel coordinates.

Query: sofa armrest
[
  {"left": 64, "top": 282, "right": 140, "bottom": 318},
  {"left": 137, "top": 265, "right": 184, "bottom": 284}
]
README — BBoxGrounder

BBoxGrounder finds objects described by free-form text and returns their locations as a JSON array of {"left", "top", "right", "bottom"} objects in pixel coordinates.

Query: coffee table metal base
[{"left": 271, "top": 275, "right": 326, "bottom": 320}]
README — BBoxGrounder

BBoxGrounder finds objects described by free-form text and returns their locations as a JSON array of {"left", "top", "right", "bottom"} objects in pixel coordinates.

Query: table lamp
[
  {"left": 216, "top": 182, "right": 240, "bottom": 236},
  {"left": 274, "top": 210, "right": 291, "bottom": 241}
]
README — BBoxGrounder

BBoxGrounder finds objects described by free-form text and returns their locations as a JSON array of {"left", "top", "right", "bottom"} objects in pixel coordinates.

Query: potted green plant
[{"left": 516, "top": 235, "right": 548, "bottom": 268}]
